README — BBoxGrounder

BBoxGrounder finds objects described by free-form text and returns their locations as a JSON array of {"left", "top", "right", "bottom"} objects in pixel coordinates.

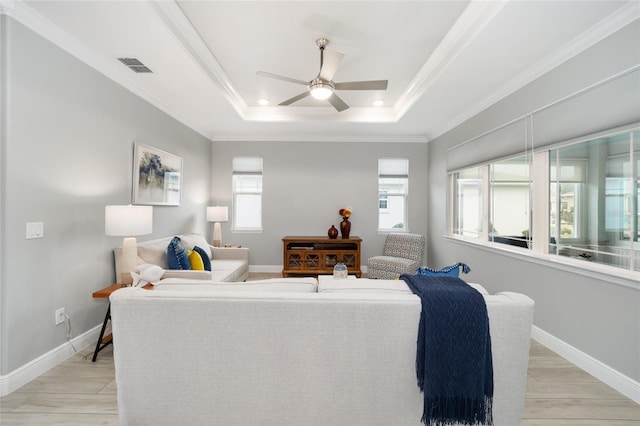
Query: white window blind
[
  {"left": 233, "top": 157, "right": 263, "bottom": 174},
  {"left": 446, "top": 118, "right": 529, "bottom": 172},
  {"left": 446, "top": 67, "right": 640, "bottom": 173},
  {"left": 379, "top": 158, "right": 409, "bottom": 177},
  {"left": 532, "top": 67, "right": 640, "bottom": 148}
]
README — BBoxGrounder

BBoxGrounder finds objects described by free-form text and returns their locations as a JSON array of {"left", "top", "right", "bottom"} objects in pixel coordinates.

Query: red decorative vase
[
  {"left": 327, "top": 225, "right": 338, "bottom": 239},
  {"left": 340, "top": 218, "right": 351, "bottom": 239}
]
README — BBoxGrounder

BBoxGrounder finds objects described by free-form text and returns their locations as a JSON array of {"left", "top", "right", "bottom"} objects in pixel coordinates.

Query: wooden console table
[{"left": 282, "top": 236, "right": 362, "bottom": 277}]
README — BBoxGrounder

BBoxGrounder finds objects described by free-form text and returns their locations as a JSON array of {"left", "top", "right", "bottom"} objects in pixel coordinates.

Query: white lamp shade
[
  {"left": 207, "top": 206, "right": 228, "bottom": 222},
  {"left": 105, "top": 205, "right": 153, "bottom": 236}
]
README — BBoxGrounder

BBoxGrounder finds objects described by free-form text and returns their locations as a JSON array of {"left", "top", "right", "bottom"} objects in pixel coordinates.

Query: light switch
[{"left": 26, "top": 222, "right": 44, "bottom": 239}]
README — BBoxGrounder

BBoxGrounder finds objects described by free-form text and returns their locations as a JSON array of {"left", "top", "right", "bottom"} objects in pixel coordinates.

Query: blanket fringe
[
  {"left": 417, "top": 262, "right": 471, "bottom": 275},
  {"left": 421, "top": 396, "right": 493, "bottom": 426}
]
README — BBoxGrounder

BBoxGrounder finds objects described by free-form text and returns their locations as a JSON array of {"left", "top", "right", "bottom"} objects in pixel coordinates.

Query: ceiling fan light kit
[
  {"left": 309, "top": 79, "right": 334, "bottom": 100},
  {"left": 257, "top": 38, "right": 388, "bottom": 112}
]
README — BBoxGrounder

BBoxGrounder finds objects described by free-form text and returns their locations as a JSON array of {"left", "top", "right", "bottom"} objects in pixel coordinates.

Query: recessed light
[
  {"left": 373, "top": 100, "right": 384, "bottom": 107},
  {"left": 258, "top": 98, "right": 270, "bottom": 106}
]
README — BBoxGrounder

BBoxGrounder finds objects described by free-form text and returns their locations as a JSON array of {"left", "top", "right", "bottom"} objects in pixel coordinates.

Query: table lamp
[
  {"left": 207, "top": 206, "right": 228, "bottom": 247},
  {"left": 105, "top": 205, "right": 153, "bottom": 284}
]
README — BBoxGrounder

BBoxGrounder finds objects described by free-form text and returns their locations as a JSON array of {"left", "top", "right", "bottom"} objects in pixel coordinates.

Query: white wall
[
  {"left": 1, "top": 17, "right": 212, "bottom": 375},
  {"left": 427, "top": 20, "right": 640, "bottom": 384},
  {"left": 210, "top": 140, "right": 428, "bottom": 268}
]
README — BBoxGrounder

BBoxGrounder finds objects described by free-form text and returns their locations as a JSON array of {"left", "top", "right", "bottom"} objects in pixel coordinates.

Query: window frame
[
  {"left": 378, "top": 158, "right": 409, "bottom": 233},
  {"left": 447, "top": 124, "right": 640, "bottom": 279},
  {"left": 488, "top": 154, "right": 533, "bottom": 249},
  {"left": 231, "top": 157, "right": 263, "bottom": 232},
  {"left": 451, "top": 166, "right": 484, "bottom": 239}
]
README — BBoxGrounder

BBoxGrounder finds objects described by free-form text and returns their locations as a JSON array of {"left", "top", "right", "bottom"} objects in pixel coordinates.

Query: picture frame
[{"left": 132, "top": 143, "right": 182, "bottom": 206}]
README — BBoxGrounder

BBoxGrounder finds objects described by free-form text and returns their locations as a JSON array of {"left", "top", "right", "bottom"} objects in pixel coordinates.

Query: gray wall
[
  {"left": 3, "top": 6, "right": 637, "bottom": 392},
  {"left": 1, "top": 16, "right": 429, "bottom": 375},
  {"left": 1, "top": 17, "right": 212, "bottom": 374},
  {"left": 210, "top": 140, "right": 428, "bottom": 267},
  {"left": 427, "top": 21, "right": 640, "bottom": 381}
]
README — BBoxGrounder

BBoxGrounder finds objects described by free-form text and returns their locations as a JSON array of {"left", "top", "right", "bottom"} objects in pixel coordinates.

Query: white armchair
[{"left": 367, "top": 233, "right": 426, "bottom": 279}]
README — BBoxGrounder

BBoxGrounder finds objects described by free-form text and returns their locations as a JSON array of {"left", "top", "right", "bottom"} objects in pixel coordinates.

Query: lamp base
[
  {"left": 120, "top": 272, "right": 133, "bottom": 286},
  {"left": 213, "top": 222, "right": 222, "bottom": 247},
  {"left": 120, "top": 237, "right": 138, "bottom": 284}
]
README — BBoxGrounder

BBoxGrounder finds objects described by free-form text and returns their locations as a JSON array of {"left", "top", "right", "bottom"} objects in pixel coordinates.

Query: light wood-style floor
[{"left": 1, "top": 274, "right": 638, "bottom": 425}]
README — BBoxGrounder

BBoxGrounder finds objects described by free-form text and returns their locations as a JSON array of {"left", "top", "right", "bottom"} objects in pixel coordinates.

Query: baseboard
[
  {"left": 0, "top": 325, "right": 101, "bottom": 396},
  {"left": 532, "top": 325, "right": 640, "bottom": 404},
  {"left": 248, "top": 265, "right": 283, "bottom": 273}
]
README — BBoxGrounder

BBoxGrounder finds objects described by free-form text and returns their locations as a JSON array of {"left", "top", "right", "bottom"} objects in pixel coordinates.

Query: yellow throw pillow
[{"left": 187, "top": 250, "right": 205, "bottom": 271}]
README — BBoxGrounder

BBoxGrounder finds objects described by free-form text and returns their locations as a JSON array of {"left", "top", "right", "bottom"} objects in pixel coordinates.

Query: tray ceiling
[{"left": 3, "top": 0, "right": 638, "bottom": 142}]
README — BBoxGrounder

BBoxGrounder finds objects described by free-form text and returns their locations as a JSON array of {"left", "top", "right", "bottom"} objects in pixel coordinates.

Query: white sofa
[
  {"left": 114, "top": 233, "right": 249, "bottom": 283},
  {"left": 110, "top": 278, "right": 534, "bottom": 426}
]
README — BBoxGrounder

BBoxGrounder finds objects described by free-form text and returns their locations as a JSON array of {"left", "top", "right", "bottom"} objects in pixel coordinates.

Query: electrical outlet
[{"left": 55, "top": 308, "right": 65, "bottom": 326}]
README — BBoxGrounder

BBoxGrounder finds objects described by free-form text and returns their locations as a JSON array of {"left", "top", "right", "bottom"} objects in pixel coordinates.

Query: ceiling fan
[{"left": 257, "top": 38, "right": 388, "bottom": 112}]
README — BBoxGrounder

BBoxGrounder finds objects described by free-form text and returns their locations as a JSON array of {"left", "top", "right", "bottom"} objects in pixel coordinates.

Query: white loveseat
[
  {"left": 110, "top": 278, "right": 534, "bottom": 426},
  {"left": 114, "top": 233, "right": 249, "bottom": 283}
]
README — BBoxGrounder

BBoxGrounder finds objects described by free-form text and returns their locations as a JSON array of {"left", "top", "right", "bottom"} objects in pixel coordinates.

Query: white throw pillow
[
  {"left": 179, "top": 233, "right": 212, "bottom": 260},
  {"left": 137, "top": 238, "right": 171, "bottom": 268}
]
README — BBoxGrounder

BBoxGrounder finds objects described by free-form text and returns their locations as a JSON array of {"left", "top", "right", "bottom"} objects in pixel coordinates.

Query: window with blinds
[
  {"left": 378, "top": 158, "right": 409, "bottom": 232},
  {"left": 447, "top": 68, "right": 640, "bottom": 275},
  {"left": 449, "top": 126, "right": 639, "bottom": 274},
  {"left": 232, "top": 157, "right": 263, "bottom": 231}
]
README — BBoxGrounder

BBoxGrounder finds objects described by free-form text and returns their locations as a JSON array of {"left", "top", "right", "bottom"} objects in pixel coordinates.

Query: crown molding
[
  {"left": 241, "top": 105, "right": 399, "bottom": 123},
  {"left": 0, "top": 0, "right": 16, "bottom": 16},
  {"left": 210, "top": 134, "right": 428, "bottom": 143},
  {"left": 149, "top": 0, "right": 247, "bottom": 117},
  {"left": 5, "top": 0, "right": 214, "bottom": 139},
  {"left": 151, "top": 0, "right": 508, "bottom": 124},
  {"left": 426, "top": 1, "right": 640, "bottom": 141},
  {"left": 151, "top": 0, "right": 406, "bottom": 123},
  {"left": 4, "top": 0, "right": 636, "bottom": 137},
  {"left": 393, "top": 0, "right": 508, "bottom": 118}
]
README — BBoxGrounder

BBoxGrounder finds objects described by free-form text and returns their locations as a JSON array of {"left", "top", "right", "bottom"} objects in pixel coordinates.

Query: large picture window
[
  {"left": 232, "top": 157, "right": 263, "bottom": 231},
  {"left": 549, "top": 130, "right": 639, "bottom": 270},
  {"left": 550, "top": 160, "right": 586, "bottom": 241},
  {"left": 447, "top": 68, "right": 640, "bottom": 275},
  {"left": 449, "top": 127, "right": 639, "bottom": 274},
  {"left": 490, "top": 156, "right": 531, "bottom": 248},
  {"left": 452, "top": 166, "right": 483, "bottom": 238}
]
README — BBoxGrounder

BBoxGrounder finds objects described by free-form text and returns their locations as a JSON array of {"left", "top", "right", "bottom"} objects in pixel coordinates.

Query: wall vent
[{"left": 117, "top": 57, "right": 153, "bottom": 73}]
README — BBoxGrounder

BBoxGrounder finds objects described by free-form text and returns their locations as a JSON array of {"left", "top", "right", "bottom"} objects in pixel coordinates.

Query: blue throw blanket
[{"left": 400, "top": 274, "right": 493, "bottom": 426}]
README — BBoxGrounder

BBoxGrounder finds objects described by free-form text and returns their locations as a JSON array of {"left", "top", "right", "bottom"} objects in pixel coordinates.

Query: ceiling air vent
[{"left": 117, "top": 57, "right": 153, "bottom": 73}]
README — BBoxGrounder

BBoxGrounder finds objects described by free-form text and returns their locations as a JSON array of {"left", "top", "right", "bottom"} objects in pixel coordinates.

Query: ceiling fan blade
[
  {"left": 334, "top": 80, "right": 388, "bottom": 90},
  {"left": 319, "top": 50, "right": 345, "bottom": 81},
  {"left": 279, "top": 91, "right": 311, "bottom": 106},
  {"left": 257, "top": 71, "right": 309, "bottom": 86},
  {"left": 327, "top": 93, "right": 349, "bottom": 112}
]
